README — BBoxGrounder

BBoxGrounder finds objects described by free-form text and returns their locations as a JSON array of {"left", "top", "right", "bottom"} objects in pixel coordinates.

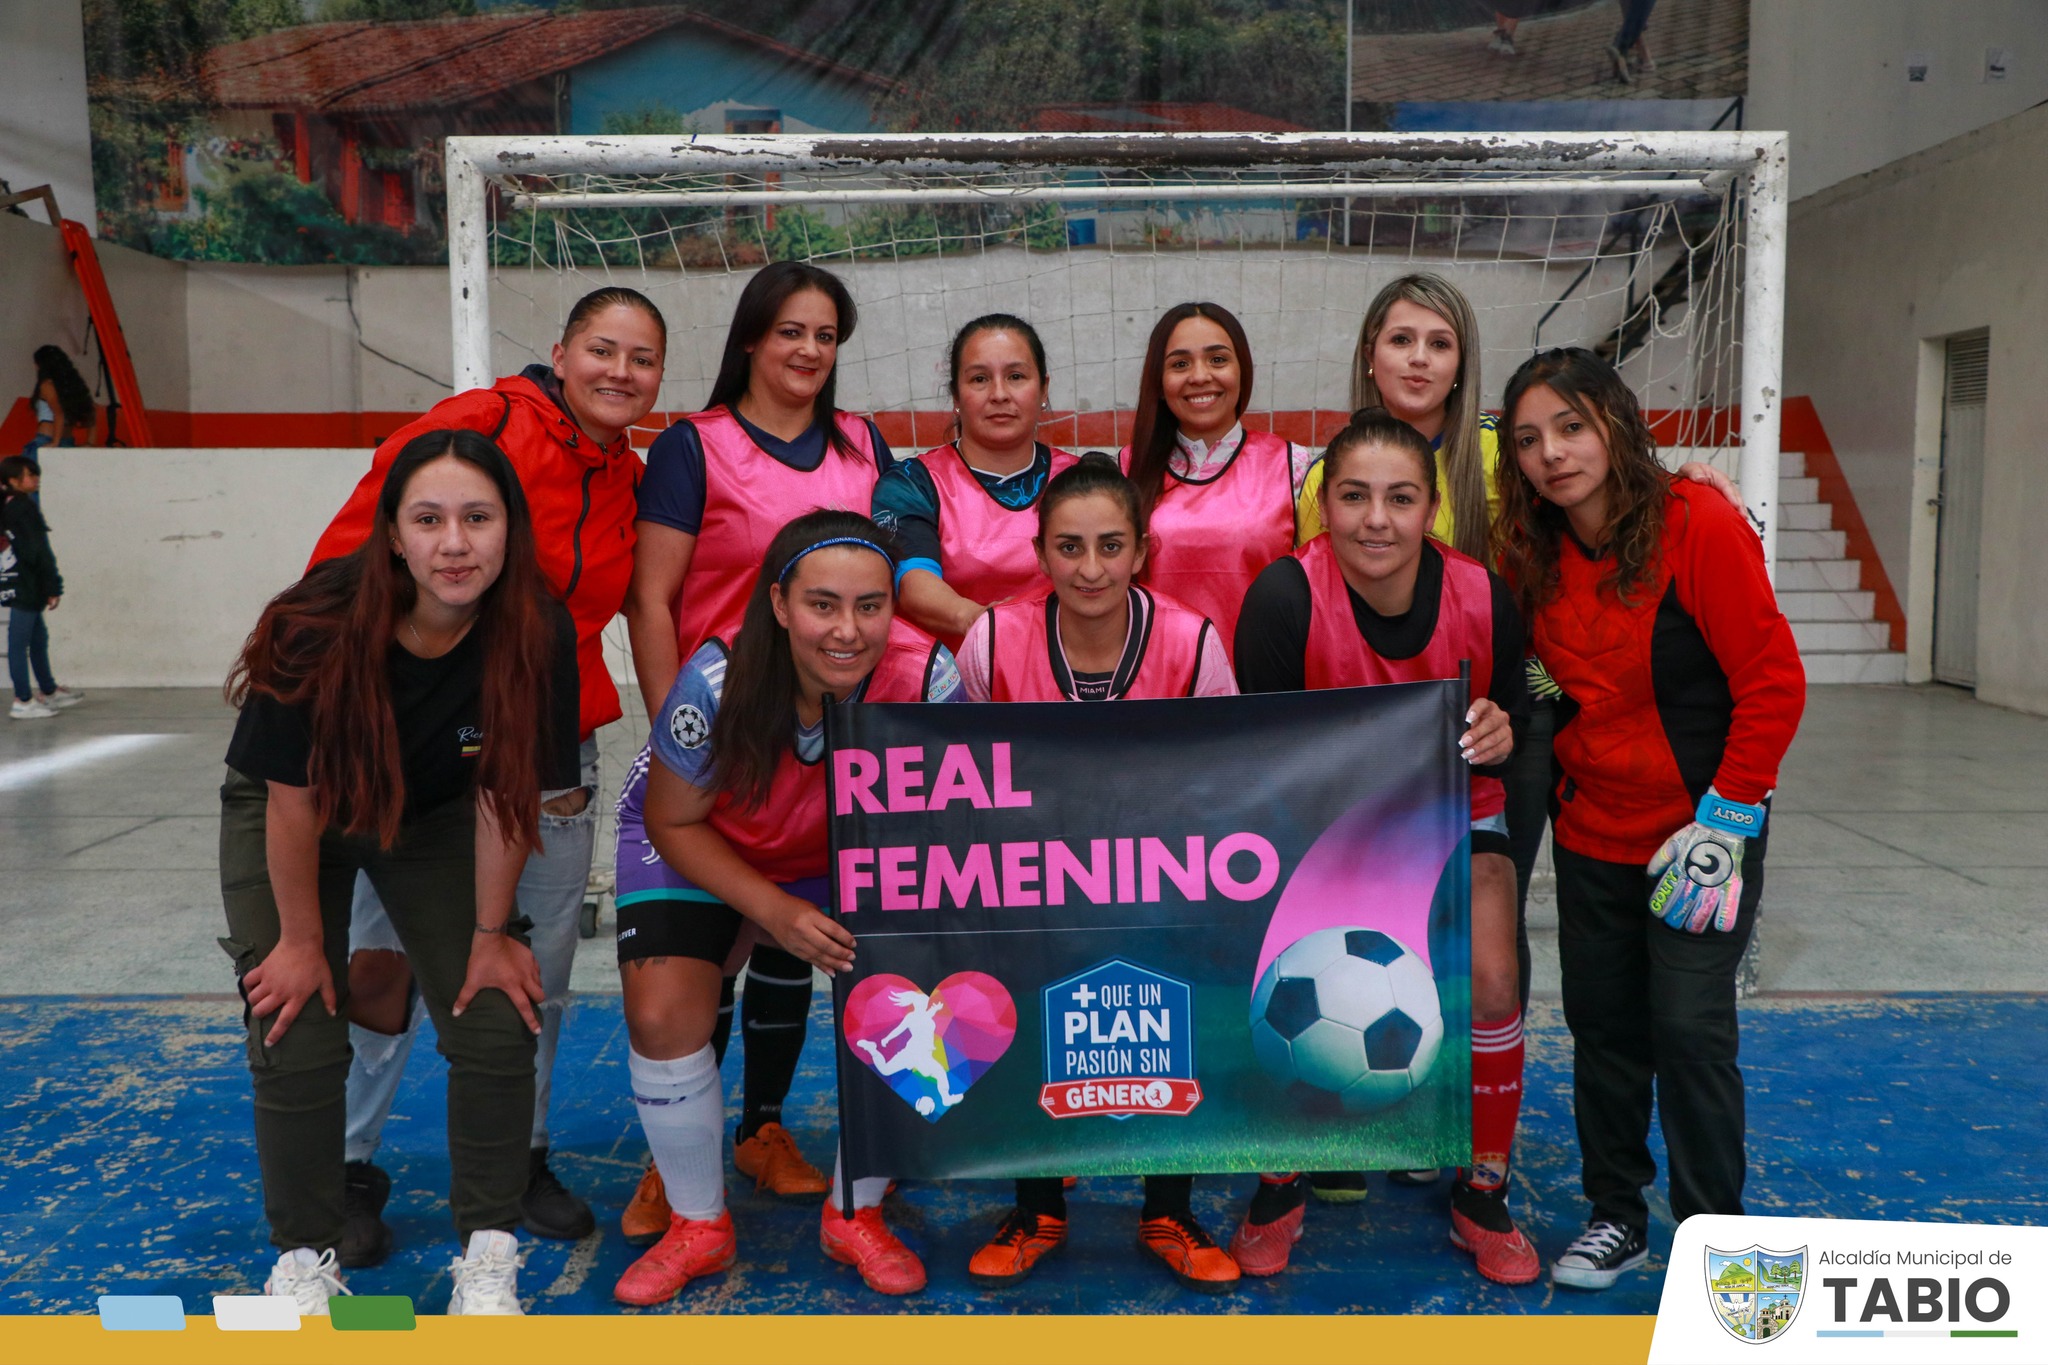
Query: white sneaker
[
  {"left": 9, "top": 698, "right": 56, "bottom": 720},
  {"left": 447, "top": 1229, "right": 525, "bottom": 1315},
  {"left": 263, "top": 1246, "right": 349, "bottom": 1315},
  {"left": 37, "top": 687, "right": 84, "bottom": 708}
]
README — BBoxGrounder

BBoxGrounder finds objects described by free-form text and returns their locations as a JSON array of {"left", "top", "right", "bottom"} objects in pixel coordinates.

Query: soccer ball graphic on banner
[{"left": 1250, "top": 927, "right": 1444, "bottom": 1112}]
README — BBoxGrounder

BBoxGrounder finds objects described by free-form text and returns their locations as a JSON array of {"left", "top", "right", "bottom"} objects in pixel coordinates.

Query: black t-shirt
[
  {"left": 1233, "top": 544, "right": 1527, "bottom": 777},
  {"left": 226, "top": 600, "right": 581, "bottom": 818}
]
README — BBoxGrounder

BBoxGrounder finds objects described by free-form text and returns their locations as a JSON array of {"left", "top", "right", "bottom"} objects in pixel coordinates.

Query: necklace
[{"left": 405, "top": 614, "right": 472, "bottom": 657}]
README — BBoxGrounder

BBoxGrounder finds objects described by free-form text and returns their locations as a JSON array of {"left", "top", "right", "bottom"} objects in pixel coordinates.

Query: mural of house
[
  {"left": 1025, "top": 102, "right": 1310, "bottom": 246},
  {"left": 156, "top": 5, "right": 896, "bottom": 230}
]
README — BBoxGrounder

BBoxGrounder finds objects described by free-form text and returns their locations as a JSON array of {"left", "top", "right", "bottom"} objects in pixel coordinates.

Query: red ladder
[{"left": 58, "top": 218, "right": 156, "bottom": 447}]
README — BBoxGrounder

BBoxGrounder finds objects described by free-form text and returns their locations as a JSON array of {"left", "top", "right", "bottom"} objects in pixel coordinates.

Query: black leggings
[
  {"left": 1502, "top": 693, "right": 1556, "bottom": 1010},
  {"left": 1554, "top": 841, "right": 1761, "bottom": 1231}
]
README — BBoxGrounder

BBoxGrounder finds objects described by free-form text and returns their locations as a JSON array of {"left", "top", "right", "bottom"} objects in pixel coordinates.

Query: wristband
[{"left": 1695, "top": 791, "right": 1766, "bottom": 839}]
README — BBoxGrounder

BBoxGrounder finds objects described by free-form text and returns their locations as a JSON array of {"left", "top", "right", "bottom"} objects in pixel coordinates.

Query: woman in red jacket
[
  {"left": 1495, "top": 348, "right": 1804, "bottom": 1292},
  {"left": 306, "top": 286, "right": 665, "bottom": 1257}
]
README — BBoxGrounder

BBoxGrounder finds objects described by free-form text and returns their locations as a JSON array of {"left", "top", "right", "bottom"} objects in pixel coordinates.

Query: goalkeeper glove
[{"left": 1647, "top": 790, "right": 1765, "bottom": 934}]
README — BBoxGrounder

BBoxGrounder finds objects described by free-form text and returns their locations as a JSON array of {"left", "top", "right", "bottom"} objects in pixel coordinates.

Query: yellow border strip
[{"left": 8, "top": 1313, "right": 1654, "bottom": 1365}]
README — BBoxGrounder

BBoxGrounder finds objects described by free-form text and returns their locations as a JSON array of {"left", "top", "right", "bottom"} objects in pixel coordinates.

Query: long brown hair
[
  {"left": 227, "top": 430, "right": 558, "bottom": 851},
  {"left": 710, "top": 509, "right": 899, "bottom": 810},
  {"left": 1493, "top": 347, "right": 1668, "bottom": 621},
  {"left": 1126, "top": 302, "right": 1254, "bottom": 517},
  {"left": 706, "top": 261, "right": 866, "bottom": 461},
  {"left": 1351, "top": 274, "right": 1488, "bottom": 561}
]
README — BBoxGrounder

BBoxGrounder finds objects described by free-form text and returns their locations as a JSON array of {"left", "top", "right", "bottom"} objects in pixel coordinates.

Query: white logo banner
[{"left": 1652, "top": 1216, "right": 2041, "bottom": 1363}]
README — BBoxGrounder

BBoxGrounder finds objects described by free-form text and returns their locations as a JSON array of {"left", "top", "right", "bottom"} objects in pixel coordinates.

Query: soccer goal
[{"left": 443, "top": 131, "right": 1788, "bottom": 564}]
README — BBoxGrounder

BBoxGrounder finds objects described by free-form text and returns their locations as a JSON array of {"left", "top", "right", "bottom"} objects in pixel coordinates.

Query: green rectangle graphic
[{"left": 329, "top": 1295, "right": 416, "bottom": 1330}]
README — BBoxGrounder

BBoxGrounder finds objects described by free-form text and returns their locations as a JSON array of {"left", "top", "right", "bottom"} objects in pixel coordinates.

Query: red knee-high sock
[{"left": 1469, "top": 1011, "right": 1525, "bottom": 1189}]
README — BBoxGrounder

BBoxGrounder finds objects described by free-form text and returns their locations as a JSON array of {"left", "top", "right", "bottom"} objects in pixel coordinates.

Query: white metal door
[{"left": 1933, "top": 333, "right": 1989, "bottom": 688}]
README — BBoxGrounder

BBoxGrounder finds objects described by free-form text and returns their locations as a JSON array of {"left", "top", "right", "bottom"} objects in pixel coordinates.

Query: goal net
[{"left": 445, "top": 131, "right": 1787, "bottom": 556}]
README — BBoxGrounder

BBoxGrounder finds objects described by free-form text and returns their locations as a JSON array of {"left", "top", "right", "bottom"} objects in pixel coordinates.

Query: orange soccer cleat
[
  {"left": 1137, "top": 1212, "right": 1241, "bottom": 1293},
  {"left": 1449, "top": 1180, "right": 1541, "bottom": 1286},
  {"left": 820, "top": 1203, "right": 927, "bottom": 1296},
  {"left": 1229, "top": 1200, "right": 1306, "bottom": 1277},
  {"left": 613, "top": 1210, "right": 737, "bottom": 1306},
  {"left": 620, "top": 1161, "right": 671, "bottom": 1247},
  {"left": 967, "top": 1207, "right": 1068, "bottom": 1287},
  {"left": 733, "top": 1123, "right": 829, "bottom": 1197}
]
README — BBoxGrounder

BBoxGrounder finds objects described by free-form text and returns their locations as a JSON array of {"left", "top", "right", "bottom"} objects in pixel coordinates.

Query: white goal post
[{"left": 443, "top": 130, "right": 1788, "bottom": 568}]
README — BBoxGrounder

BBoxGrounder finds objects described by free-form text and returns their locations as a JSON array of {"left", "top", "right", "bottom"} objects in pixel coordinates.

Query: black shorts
[
  {"left": 615, "top": 898, "right": 744, "bottom": 967},
  {"left": 1471, "top": 828, "right": 1512, "bottom": 859}
]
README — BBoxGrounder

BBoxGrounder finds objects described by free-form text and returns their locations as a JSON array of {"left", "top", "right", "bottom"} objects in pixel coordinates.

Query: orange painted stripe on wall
[{"left": 7, "top": 404, "right": 1738, "bottom": 457}]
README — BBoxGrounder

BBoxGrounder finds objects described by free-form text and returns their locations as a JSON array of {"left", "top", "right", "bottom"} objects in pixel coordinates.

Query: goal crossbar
[
  {"left": 444, "top": 130, "right": 1789, "bottom": 567},
  {"left": 508, "top": 179, "right": 1727, "bottom": 211}
]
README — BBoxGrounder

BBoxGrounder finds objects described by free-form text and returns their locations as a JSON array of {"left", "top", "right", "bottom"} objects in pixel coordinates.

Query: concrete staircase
[
  {"left": 1666, "top": 448, "right": 1907, "bottom": 685},
  {"left": 1772, "top": 450, "right": 1906, "bottom": 684}
]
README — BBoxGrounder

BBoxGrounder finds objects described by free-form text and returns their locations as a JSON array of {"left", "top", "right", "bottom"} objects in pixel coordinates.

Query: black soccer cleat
[
  {"left": 520, "top": 1146, "right": 596, "bottom": 1241},
  {"left": 340, "top": 1160, "right": 393, "bottom": 1268}
]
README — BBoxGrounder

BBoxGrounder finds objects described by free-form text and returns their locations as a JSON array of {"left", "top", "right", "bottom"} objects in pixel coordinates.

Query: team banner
[{"left": 826, "top": 682, "right": 1474, "bottom": 1182}]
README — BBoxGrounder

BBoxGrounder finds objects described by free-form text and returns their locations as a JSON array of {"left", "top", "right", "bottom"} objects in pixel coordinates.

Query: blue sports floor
[{"left": 2, "top": 991, "right": 2042, "bottom": 1316}]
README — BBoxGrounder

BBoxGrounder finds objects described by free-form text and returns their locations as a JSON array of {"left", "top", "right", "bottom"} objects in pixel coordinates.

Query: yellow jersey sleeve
[{"left": 1295, "top": 414, "right": 1501, "bottom": 547}]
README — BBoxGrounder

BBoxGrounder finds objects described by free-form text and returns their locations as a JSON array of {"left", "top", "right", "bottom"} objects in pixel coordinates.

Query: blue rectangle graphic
[{"left": 97, "top": 1295, "right": 187, "bottom": 1330}]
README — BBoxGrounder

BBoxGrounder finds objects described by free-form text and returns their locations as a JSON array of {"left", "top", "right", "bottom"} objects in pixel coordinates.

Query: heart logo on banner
[{"left": 842, "top": 972, "right": 1016, "bottom": 1123}]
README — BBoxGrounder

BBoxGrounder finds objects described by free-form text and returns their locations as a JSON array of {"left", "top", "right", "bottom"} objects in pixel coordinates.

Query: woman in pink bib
[
  {"left": 614, "top": 511, "right": 961, "bottom": 1306},
  {"left": 620, "top": 262, "right": 890, "bottom": 1235},
  {"left": 1228, "top": 408, "right": 1541, "bottom": 1288},
  {"left": 1120, "top": 303, "right": 1316, "bottom": 657},
  {"left": 872, "top": 314, "right": 1077, "bottom": 649},
  {"left": 957, "top": 456, "right": 1241, "bottom": 1295}
]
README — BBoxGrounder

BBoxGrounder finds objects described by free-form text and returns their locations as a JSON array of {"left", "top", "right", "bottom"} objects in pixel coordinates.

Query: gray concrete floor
[{"left": 0, "top": 684, "right": 2041, "bottom": 997}]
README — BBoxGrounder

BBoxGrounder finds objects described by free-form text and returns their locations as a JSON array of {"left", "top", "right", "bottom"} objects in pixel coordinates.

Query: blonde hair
[{"left": 1350, "top": 274, "right": 1488, "bottom": 561}]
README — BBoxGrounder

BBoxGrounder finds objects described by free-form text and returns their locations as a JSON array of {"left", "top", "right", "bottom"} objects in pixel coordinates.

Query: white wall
[
  {"left": 185, "top": 265, "right": 364, "bottom": 415},
  {"left": 0, "top": 1, "right": 97, "bottom": 234},
  {"left": 42, "top": 447, "right": 645, "bottom": 691},
  {"left": 1784, "top": 103, "right": 2048, "bottom": 715},
  {"left": 1749, "top": 0, "right": 2048, "bottom": 201},
  {"left": 43, "top": 449, "right": 370, "bottom": 688}
]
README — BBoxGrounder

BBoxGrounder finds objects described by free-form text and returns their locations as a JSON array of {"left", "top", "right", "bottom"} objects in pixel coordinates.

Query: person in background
[
  {"left": 24, "top": 346, "right": 94, "bottom": 455},
  {"left": 1, "top": 456, "right": 82, "bottom": 719}
]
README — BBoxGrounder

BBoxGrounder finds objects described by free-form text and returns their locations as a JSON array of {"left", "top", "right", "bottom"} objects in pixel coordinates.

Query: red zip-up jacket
[
  {"left": 1532, "top": 479, "right": 1805, "bottom": 863},
  {"left": 308, "top": 368, "right": 642, "bottom": 740}
]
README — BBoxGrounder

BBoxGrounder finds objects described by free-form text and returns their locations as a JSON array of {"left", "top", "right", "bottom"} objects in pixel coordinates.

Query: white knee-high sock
[
  {"left": 630, "top": 1045, "right": 726, "bottom": 1221},
  {"left": 828, "top": 1150, "right": 890, "bottom": 1212}
]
